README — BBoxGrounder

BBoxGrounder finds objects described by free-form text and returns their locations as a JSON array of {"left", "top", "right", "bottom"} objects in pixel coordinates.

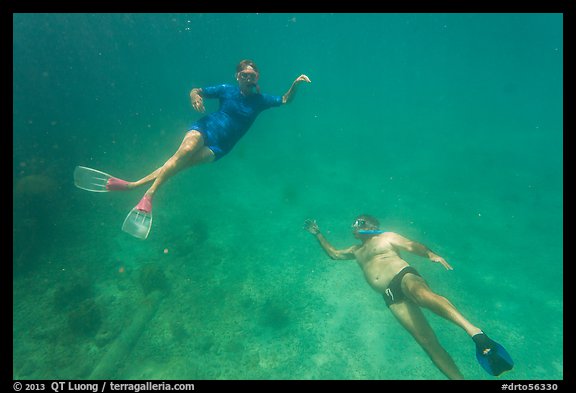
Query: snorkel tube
[{"left": 357, "top": 230, "right": 386, "bottom": 235}]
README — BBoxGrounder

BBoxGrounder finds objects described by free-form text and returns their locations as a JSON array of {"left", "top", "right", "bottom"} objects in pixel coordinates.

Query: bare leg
[
  {"left": 131, "top": 147, "right": 214, "bottom": 188},
  {"left": 389, "top": 301, "right": 465, "bottom": 380},
  {"left": 135, "top": 130, "right": 214, "bottom": 197},
  {"left": 131, "top": 167, "right": 164, "bottom": 188},
  {"left": 402, "top": 274, "right": 483, "bottom": 337}
]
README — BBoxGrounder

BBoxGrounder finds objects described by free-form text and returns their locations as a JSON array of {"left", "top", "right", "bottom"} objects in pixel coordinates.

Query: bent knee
[
  {"left": 181, "top": 130, "right": 205, "bottom": 152},
  {"left": 185, "top": 130, "right": 204, "bottom": 144}
]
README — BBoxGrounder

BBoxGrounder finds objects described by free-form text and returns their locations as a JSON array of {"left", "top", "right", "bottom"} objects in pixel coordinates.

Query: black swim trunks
[{"left": 383, "top": 266, "right": 422, "bottom": 307}]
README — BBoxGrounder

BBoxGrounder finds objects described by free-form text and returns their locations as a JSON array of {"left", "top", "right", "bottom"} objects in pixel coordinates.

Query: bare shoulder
[
  {"left": 374, "top": 232, "right": 411, "bottom": 250},
  {"left": 382, "top": 231, "right": 408, "bottom": 242},
  {"left": 369, "top": 231, "right": 399, "bottom": 243}
]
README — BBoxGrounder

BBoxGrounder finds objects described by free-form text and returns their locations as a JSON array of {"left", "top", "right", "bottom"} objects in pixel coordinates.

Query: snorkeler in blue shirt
[
  {"left": 74, "top": 59, "right": 311, "bottom": 238},
  {"left": 188, "top": 82, "right": 284, "bottom": 159}
]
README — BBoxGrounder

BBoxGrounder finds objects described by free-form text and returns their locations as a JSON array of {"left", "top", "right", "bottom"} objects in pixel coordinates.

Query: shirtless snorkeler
[{"left": 303, "top": 214, "right": 513, "bottom": 380}]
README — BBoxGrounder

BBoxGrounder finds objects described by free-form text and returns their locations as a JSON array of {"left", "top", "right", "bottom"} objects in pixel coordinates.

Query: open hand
[
  {"left": 303, "top": 219, "right": 320, "bottom": 235},
  {"left": 430, "top": 255, "right": 453, "bottom": 270},
  {"left": 191, "top": 97, "right": 205, "bottom": 113},
  {"left": 295, "top": 74, "right": 311, "bottom": 84}
]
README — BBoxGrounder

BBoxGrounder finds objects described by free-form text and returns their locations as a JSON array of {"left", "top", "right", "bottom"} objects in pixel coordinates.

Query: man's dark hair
[{"left": 355, "top": 214, "right": 380, "bottom": 228}]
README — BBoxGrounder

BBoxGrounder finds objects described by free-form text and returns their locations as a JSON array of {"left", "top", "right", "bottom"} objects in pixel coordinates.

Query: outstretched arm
[
  {"left": 387, "top": 232, "right": 453, "bottom": 270},
  {"left": 282, "top": 74, "right": 311, "bottom": 104},
  {"left": 189, "top": 88, "right": 206, "bottom": 113},
  {"left": 304, "top": 219, "right": 357, "bottom": 260}
]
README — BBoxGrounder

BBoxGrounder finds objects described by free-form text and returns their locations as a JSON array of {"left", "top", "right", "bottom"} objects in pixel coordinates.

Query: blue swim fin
[{"left": 472, "top": 332, "right": 514, "bottom": 376}]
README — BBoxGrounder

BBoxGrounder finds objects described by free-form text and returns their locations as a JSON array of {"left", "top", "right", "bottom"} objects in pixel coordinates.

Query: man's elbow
[{"left": 328, "top": 252, "right": 345, "bottom": 260}]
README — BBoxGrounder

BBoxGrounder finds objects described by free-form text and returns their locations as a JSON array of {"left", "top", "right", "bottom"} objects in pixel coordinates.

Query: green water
[{"left": 13, "top": 13, "right": 563, "bottom": 380}]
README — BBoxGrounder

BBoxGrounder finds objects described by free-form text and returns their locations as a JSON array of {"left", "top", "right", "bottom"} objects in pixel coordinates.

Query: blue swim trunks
[{"left": 188, "top": 84, "right": 283, "bottom": 160}]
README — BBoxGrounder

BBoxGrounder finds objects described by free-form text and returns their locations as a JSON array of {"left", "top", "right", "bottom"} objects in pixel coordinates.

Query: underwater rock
[
  {"left": 138, "top": 263, "right": 170, "bottom": 295},
  {"left": 169, "top": 322, "right": 190, "bottom": 342},
  {"left": 14, "top": 174, "right": 59, "bottom": 202},
  {"left": 67, "top": 298, "right": 102, "bottom": 337},
  {"left": 94, "top": 325, "right": 121, "bottom": 348},
  {"left": 53, "top": 282, "right": 94, "bottom": 311}
]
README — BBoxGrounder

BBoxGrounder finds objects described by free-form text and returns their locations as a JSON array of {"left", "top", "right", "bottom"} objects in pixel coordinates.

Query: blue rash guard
[{"left": 188, "top": 84, "right": 283, "bottom": 160}]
